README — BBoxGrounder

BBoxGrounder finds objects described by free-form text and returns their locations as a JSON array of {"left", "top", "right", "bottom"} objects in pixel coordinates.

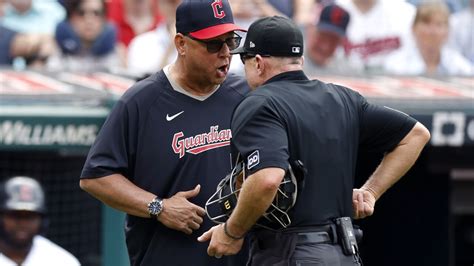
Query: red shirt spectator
[{"left": 107, "top": 0, "right": 163, "bottom": 47}]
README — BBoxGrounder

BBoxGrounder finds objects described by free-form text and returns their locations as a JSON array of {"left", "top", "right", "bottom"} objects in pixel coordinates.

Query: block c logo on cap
[
  {"left": 211, "top": 0, "right": 226, "bottom": 19},
  {"left": 292, "top": 47, "right": 301, "bottom": 53}
]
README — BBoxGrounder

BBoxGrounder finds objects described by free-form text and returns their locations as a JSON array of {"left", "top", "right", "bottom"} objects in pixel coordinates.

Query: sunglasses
[
  {"left": 76, "top": 9, "right": 104, "bottom": 17},
  {"left": 240, "top": 54, "right": 270, "bottom": 64},
  {"left": 186, "top": 34, "right": 242, "bottom": 53}
]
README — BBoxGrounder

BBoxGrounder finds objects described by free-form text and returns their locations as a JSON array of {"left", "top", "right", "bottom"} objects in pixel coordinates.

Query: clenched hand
[{"left": 352, "top": 188, "right": 376, "bottom": 219}]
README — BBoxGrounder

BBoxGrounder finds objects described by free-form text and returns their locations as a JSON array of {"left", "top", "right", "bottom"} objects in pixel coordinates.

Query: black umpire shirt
[{"left": 231, "top": 70, "right": 417, "bottom": 227}]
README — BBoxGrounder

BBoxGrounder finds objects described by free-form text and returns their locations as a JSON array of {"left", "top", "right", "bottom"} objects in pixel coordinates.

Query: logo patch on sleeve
[{"left": 247, "top": 150, "right": 260, "bottom": 170}]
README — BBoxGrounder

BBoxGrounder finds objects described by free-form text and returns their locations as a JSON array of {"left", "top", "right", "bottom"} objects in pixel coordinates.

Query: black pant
[{"left": 247, "top": 229, "right": 360, "bottom": 266}]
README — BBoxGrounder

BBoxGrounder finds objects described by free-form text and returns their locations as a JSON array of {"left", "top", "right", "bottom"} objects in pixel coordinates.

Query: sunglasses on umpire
[
  {"left": 186, "top": 34, "right": 242, "bottom": 53},
  {"left": 240, "top": 54, "right": 271, "bottom": 64}
]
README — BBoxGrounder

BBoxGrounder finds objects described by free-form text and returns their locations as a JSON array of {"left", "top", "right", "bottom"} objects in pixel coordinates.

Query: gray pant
[
  {"left": 247, "top": 230, "right": 361, "bottom": 266},
  {"left": 290, "top": 242, "right": 359, "bottom": 266}
]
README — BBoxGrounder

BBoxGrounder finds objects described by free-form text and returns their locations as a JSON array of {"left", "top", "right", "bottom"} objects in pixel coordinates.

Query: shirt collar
[{"left": 263, "top": 70, "right": 309, "bottom": 86}]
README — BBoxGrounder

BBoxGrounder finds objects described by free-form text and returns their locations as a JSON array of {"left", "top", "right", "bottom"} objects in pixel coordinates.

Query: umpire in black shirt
[{"left": 199, "top": 16, "right": 431, "bottom": 265}]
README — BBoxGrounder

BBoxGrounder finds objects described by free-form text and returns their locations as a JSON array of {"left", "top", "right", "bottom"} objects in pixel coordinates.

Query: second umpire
[{"left": 199, "top": 16, "right": 431, "bottom": 265}]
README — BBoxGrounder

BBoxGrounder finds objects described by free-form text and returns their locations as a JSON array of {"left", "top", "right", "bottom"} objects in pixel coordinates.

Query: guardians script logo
[{"left": 172, "top": 126, "right": 232, "bottom": 158}]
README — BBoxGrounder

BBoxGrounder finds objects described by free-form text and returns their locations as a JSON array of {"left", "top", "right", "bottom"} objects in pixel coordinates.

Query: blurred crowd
[{"left": 0, "top": 0, "right": 472, "bottom": 77}]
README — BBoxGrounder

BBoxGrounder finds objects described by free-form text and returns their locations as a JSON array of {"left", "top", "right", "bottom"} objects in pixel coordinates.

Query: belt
[{"left": 297, "top": 231, "right": 332, "bottom": 244}]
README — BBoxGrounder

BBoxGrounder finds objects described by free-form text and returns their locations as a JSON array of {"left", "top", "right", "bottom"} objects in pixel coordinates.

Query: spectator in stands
[
  {"left": 228, "top": 0, "right": 314, "bottom": 75},
  {"left": 107, "top": 0, "right": 163, "bottom": 66},
  {"left": 1, "top": 0, "right": 65, "bottom": 34},
  {"left": 231, "top": 0, "right": 315, "bottom": 28},
  {"left": 336, "top": 0, "right": 416, "bottom": 73},
  {"left": 0, "top": 6, "right": 55, "bottom": 68},
  {"left": 0, "top": 24, "right": 55, "bottom": 68},
  {"left": 408, "top": 0, "right": 464, "bottom": 13},
  {"left": 448, "top": 0, "right": 474, "bottom": 64},
  {"left": 107, "top": 0, "right": 162, "bottom": 47},
  {"left": 127, "top": 0, "right": 181, "bottom": 77},
  {"left": 0, "top": 176, "right": 80, "bottom": 266},
  {"left": 303, "top": 4, "right": 359, "bottom": 75},
  {"left": 47, "top": 0, "right": 122, "bottom": 72},
  {"left": 384, "top": 2, "right": 473, "bottom": 76}
]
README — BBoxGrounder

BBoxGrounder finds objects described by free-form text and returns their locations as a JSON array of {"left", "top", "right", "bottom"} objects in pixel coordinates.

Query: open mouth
[{"left": 217, "top": 64, "right": 229, "bottom": 76}]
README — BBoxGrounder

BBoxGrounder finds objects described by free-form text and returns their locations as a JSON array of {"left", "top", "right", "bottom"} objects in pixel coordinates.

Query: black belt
[
  {"left": 292, "top": 224, "right": 336, "bottom": 245},
  {"left": 297, "top": 231, "right": 332, "bottom": 244},
  {"left": 253, "top": 224, "right": 338, "bottom": 245}
]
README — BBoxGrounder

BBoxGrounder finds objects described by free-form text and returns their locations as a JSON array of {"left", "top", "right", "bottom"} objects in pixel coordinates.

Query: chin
[
  {"left": 7, "top": 235, "right": 35, "bottom": 249},
  {"left": 214, "top": 76, "right": 227, "bottom": 85}
]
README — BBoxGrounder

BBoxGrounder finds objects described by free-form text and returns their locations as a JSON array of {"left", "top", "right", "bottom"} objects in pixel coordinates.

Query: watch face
[{"left": 148, "top": 199, "right": 162, "bottom": 216}]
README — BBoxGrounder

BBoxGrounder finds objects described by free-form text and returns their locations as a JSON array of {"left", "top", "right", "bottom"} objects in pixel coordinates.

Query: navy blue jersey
[
  {"left": 231, "top": 70, "right": 417, "bottom": 227},
  {"left": 81, "top": 71, "right": 249, "bottom": 266}
]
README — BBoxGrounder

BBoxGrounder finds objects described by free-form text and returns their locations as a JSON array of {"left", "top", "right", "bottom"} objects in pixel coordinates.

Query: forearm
[
  {"left": 362, "top": 122, "right": 430, "bottom": 200},
  {"left": 226, "top": 168, "right": 285, "bottom": 236},
  {"left": 11, "top": 34, "right": 39, "bottom": 57},
  {"left": 80, "top": 174, "right": 156, "bottom": 218}
]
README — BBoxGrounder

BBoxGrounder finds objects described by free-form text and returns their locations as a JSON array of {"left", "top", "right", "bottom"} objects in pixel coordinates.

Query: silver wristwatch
[{"left": 147, "top": 197, "right": 163, "bottom": 219}]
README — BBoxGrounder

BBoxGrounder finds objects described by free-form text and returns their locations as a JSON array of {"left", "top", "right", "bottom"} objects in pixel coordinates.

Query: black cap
[
  {"left": 231, "top": 16, "right": 304, "bottom": 57},
  {"left": 317, "top": 4, "right": 350, "bottom": 37},
  {"left": 176, "top": 0, "right": 246, "bottom": 40}
]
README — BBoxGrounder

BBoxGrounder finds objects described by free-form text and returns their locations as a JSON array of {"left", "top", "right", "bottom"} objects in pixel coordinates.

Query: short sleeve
[
  {"left": 359, "top": 99, "right": 417, "bottom": 153},
  {"left": 80, "top": 100, "right": 136, "bottom": 179},
  {"left": 231, "top": 95, "right": 289, "bottom": 175}
]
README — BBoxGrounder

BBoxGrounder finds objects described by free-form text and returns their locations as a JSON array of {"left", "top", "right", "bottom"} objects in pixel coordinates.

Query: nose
[{"left": 218, "top": 42, "right": 231, "bottom": 57}]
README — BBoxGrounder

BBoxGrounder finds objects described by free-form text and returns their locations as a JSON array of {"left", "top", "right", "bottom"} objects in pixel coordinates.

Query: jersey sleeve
[
  {"left": 231, "top": 95, "right": 289, "bottom": 175},
  {"left": 359, "top": 96, "right": 418, "bottom": 153},
  {"left": 80, "top": 99, "right": 136, "bottom": 179}
]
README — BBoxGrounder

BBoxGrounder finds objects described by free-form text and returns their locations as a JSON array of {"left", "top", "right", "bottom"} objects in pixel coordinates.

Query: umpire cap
[
  {"left": 0, "top": 176, "right": 46, "bottom": 214},
  {"left": 232, "top": 16, "right": 304, "bottom": 57},
  {"left": 176, "top": 0, "right": 246, "bottom": 40}
]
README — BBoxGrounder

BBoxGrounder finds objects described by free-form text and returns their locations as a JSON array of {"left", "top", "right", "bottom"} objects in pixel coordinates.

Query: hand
[
  {"left": 352, "top": 188, "right": 376, "bottom": 219},
  {"left": 158, "top": 185, "right": 206, "bottom": 234},
  {"left": 197, "top": 224, "right": 244, "bottom": 259}
]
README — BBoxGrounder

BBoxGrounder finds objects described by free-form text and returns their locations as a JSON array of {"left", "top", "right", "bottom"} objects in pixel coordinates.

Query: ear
[
  {"left": 175, "top": 33, "right": 186, "bottom": 56},
  {"left": 255, "top": 55, "right": 266, "bottom": 76}
]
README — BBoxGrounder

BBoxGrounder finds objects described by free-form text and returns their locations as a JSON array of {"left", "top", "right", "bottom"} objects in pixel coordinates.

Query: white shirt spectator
[
  {"left": 127, "top": 23, "right": 177, "bottom": 76},
  {"left": 336, "top": 0, "right": 416, "bottom": 73},
  {"left": 1, "top": 0, "right": 65, "bottom": 34},
  {"left": 384, "top": 37, "right": 473, "bottom": 76},
  {"left": 0, "top": 235, "right": 80, "bottom": 266},
  {"left": 448, "top": 6, "right": 474, "bottom": 63}
]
